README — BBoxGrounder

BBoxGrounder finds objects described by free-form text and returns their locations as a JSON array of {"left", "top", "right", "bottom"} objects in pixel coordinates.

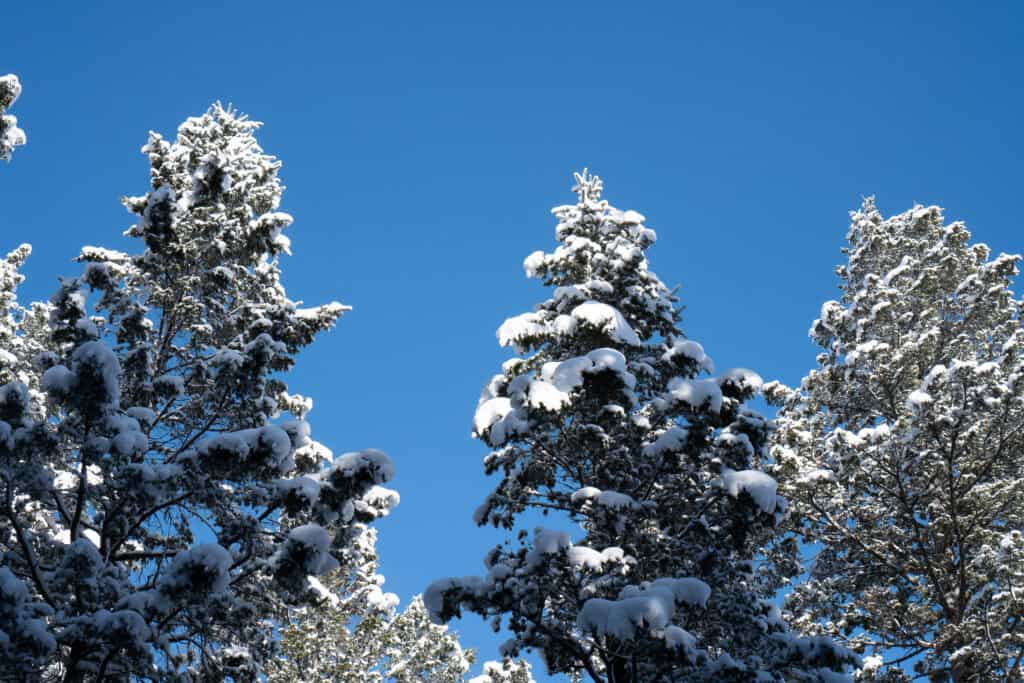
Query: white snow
[
  {"left": 861, "top": 654, "right": 883, "bottom": 674},
  {"left": 199, "top": 425, "right": 294, "bottom": 472},
  {"left": 1, "top": 117, "right": 25, "bottom": 150},
  {"left": 307, "top": 575, "right": 339, "bottom": 605},
  {"left": 567, "top": 545, "right": 625, "bottom": 570},
  {"left": 72, "top": 341, "right": 121, "bottom": 407},
  {"left": 41, "top": 364, "right": 75, "bottom": 395},
  {"left": 543, "top": 356, "right": 592, "bottom": 392},
  {"left": 153, "top": 373, "right": 185, "bottom": 395},
  {"left": 482, "top": 348, "right": 639, "bottom": 433},
  {"left": 40, "top": 344, "right": 122, "bottom": 408},
  {"left": 79, "top": 245, "right": 130, "bottom": 263},
  {"left": 244, "top": 332, "right": 287, "bottom": 359},
  {"left": 856, "top": 422, "right": 891, "bottom": 444},
  {"left": 74, "top": 317, "right": 99, "bottom": 338},
  {"left": 0, "top": 75, "right": 22, "bottom": 104},
  {"left": 210, "top": 347, "right": 245, "bottom": 371},
  {"left": 976, "top": 361, "right": 1000, "bottom": 376},
  {"left": 541, "top": 348, "right": 635, "bottom": 394},
  {"left": 924, "top": 364, "right": 947, "bottom": 388},
  {"left": 845, "top": 339, "right": 890, "bottom": 365},
  {"left": 330, "top": 449, "right": 395, "bottom": 484},
  {"left": 423, "top": 576, "right": 485, "bottom": 624},
  {"left": 92, "top": 609, "right": 151, "bottom": 643},
  {"left": 526, "top": 528, "right": 571, "bottom": 568},
  {"left": 662, "top": 339, "right": 715, "bottom": 374},
  {"left": 578, "top": 577, "right": 711, "bottom": 641},
  {"left": 882, "top": 255, "right": 913, "bottom": 286},
  {"left": 523, "top": 250, "right": 546, "bottom": 277},
  {"left": 486, "top": 562, "right": 513, "bottom": 582},
  {"left": 364, "top": 584, "right": 400, "bottom": 613},
  {"left": 596, "top": 490, "right": 637, "bottom": 508},
  {"left": 474, "top": 397, "right": 513, "bottom": 436},
  {"left": 470, "top": 660, "right": 534, "bottom": 683},
  {"left": 906, "top": 389, "right": 933, "bottom": 410},
  {"left": 668, "top": 377, "right": 723, "bottom": 413},
  {"left": 664, "top": 625, "right": 698, "bottom": 659},
  {"left": 797, "top": 468, "right": 836, "bottom": 485},
  {"left": 717, "top": 431, "right": 754, "bottom": 458},
  {"left": 552, "top": 313, "right": 577, "bottom": 336},
  {"left": 161, "top": 543, "right": 233, "bottom": 594},
  {"left": 718, "top": 368, "right": 764, "bottom": 394},
  {"left": 0, "top": 76, "right": 25, "bottom": 160},
  {"left": 519, "top": 378, "right": 571, "bottom": 412},
  {"left": 110, "top": 429, "right": 147, "bottom": 456},
  {"left": 587, "top": 347, "right": 631, "bottom": 377},
  {"left": 0, "top": 421, "right": 11, "bottom": 450},
  {"left": 570, "top": 301, "right": 641, "bottom": 346},
  {"left": 621, "top": 577, "right": 711, "bottom": 609},
  {"left": 361, "top": 485, "right": 400, "bottom": 514},
  {"left": 287, "top": 523, "right": 340, "bottom": 574},
  {"left": 720, "top": 468, "right": 779, "bottom": 514},
  {"left": 497, "top": 312, "right": 546, "bottom": 348},
  {"left": 275, "top": 476, "right": 322, "bottom": 507},
  {"left": 571, "top": 486, "right": 603, "bottom": 503},
  {"left": 125, "top": 406, "right": 157, "bottom": 426},
  {"left": 642, "top": 427, "right": 689, "bottom": 457},
  {"left": 621, "top": 210, "right": 646, "bottom": 224}
]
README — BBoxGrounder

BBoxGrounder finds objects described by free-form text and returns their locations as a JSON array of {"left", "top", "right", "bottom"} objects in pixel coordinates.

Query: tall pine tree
[
  {"left": 427, "top": 171, "right": 855, "bottom": 682},
  {"left": 0, "top": 104, "right": 396, "bottom": 680},
  {"left": 770, "top": 199, "right": 1024, "bottom": 682}
]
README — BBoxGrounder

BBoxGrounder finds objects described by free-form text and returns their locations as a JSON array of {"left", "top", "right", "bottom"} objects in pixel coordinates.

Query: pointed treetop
[{"left": 572, "top": 168, "right": 604, "bottom": 205}]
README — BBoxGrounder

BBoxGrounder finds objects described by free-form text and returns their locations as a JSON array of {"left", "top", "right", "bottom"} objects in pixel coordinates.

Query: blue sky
[{"left": 4, "top": 1, "right": 1023, "bottom": 678}]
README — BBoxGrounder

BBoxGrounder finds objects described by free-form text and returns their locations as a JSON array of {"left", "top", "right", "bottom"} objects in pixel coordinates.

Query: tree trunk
[{"left": 609, "top": 656, "right": 630, "bottom": 683}]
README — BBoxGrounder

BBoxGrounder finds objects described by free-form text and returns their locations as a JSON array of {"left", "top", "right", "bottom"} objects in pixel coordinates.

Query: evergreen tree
[
  {"left": 0, "top": 104, "right": 396, "bottom": 680},
  {"left": 770, "top": 199, "right": 1024, "bottom": 682},
  {"left": 0, "top": 74, "right": 25, "bottom": 162},
  {"left": 426, "top": 171, "right": 856, "bottom": 682},
  {"left": 269, "top": 527, "right": 474, "bottom": 683}
]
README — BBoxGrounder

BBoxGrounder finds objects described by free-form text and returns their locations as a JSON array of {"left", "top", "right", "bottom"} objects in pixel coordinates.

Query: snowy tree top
[
  {"left": 773, "top": 198, "right": 1024, "bottom": 681},
  {"left": 0, "top": 102, "right": 395, "bottom": 680},
  {"left": 431, "top": 171, "right": 857, "bottom": 682}
]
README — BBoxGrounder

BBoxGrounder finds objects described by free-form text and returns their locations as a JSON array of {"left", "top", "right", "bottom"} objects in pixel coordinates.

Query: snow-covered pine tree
[
  {"left": 269, "top": 526, "right": 474, "bottom": 683},
  {"left": 0, "top": 103, "right": 397, "bottom": 680},
  {"left": 425, "top": 171, "right": 856, "bottom": 682},
  {"left": 0, "top": 74, "right": 25, "bottom": 162},
  {"left": 769, "top": 199, "right": 1024, "bottom": 682}
]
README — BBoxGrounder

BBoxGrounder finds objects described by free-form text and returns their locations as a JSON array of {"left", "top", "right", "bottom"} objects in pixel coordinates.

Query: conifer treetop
[
  {"left": 772, "top": 199, "right": 1024, "bottom": 682},
  {"left": 0, "top": 103, "right": 395, "bottom": 680},
  {"left": 428, "top": 171, "right": 856, "bottom": 682}
]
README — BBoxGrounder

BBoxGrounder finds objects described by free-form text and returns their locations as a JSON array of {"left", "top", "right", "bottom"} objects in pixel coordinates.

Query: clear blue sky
[{"left": 4, "top": 2, "right": 1022, "bottom": 678}]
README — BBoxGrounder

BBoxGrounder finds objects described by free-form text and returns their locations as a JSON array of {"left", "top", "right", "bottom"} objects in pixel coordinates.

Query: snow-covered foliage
[
  {"left": 0, "top": 104, "right": 395, "bottom": 680},
  {"left": 427, "top": 171, "right": 856, "bottom": 682},
  {"left": 468, "top": 659, "right": 536, "bottom": 683},
  {"left": 770, "top": 199, "right": 1024, "bottom": 682},
  {"left": 0, "top": 74, "right": 25, "bottom": 162},
  {"left": 0, "top": 244, "right": 51, "bottom": 401},
  {"left": 269, "top": 527, "right": 476, "bottom": 683}
]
